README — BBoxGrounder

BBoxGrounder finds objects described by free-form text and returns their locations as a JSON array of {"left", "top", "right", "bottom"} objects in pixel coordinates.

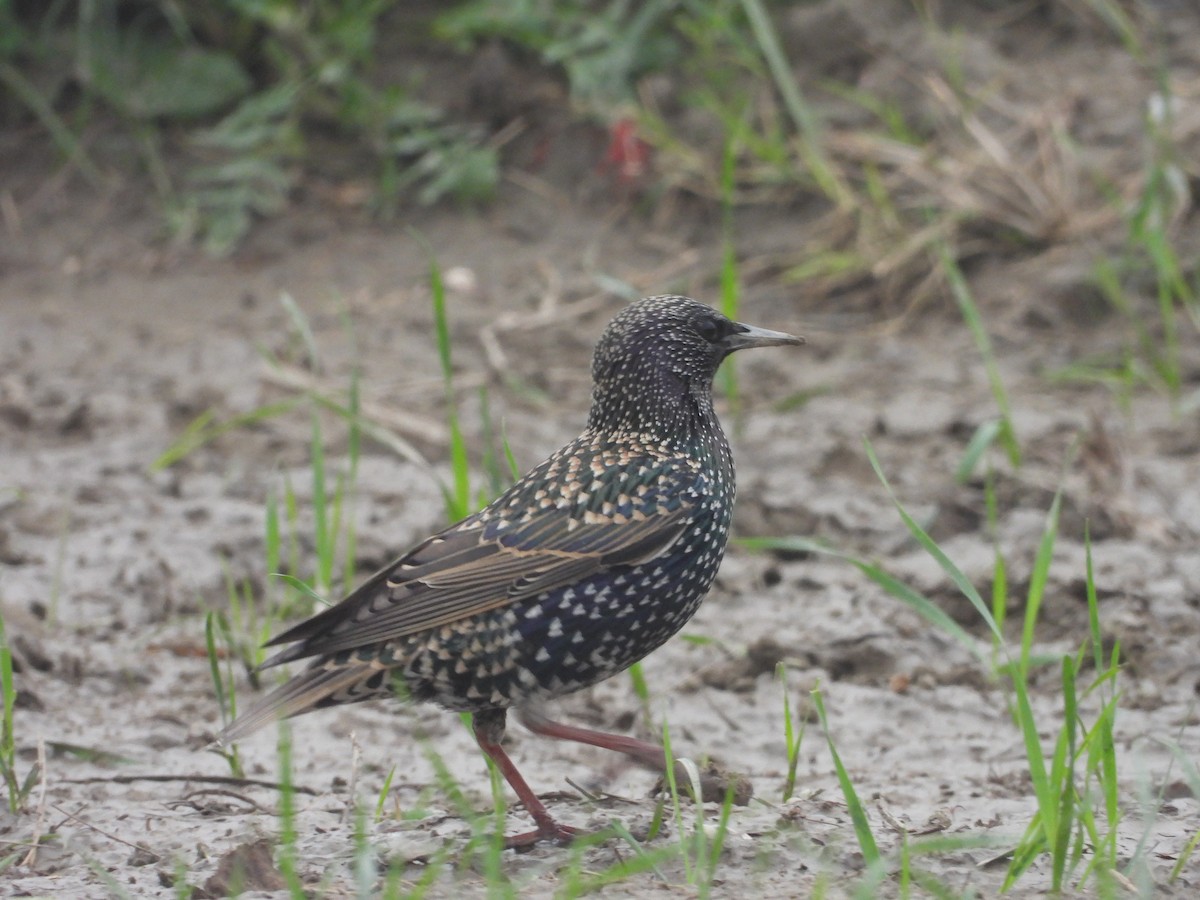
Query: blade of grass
[
  {"left": 272, "top": 574, "right": 329, "bottom": 610},
  {"left": 777, "top": 661, "right": 805, "bottom": 803},
  {"left": 278, "top": 292, "right": 320, "bottom": 371},
  {"left": 310, "top": 412, "right": 331, "bottom": 592},
  {"left": 0, "top": 605, "right": 21, "bottom": 812},
  {"left": 742, "top": 534, "right": 989, "bottom": 665},
  {"left": 276, "top": 723, "right": 303, "bottom": 896},
  {"left": 936, "top": 243, "right": 1020, "bottom": 467},
  {"left": 864, "top": 439, "right": 1003, "bottom": 643},
  {"left": 660, "top": 719, "right": 697, "bottom": 885},
  {"left": 955, "top": 419, "right": 1001, "bottom": 484},
  {"left": 1019, "top": 489, "right": 1063, "bottom": 681},
  {"left": 811, "top": 686, "right": 879, "bottom": 865},
  {"left": 428, "top": 250, "right": 471, "bottom": 520},
  {"left": 374, "top": 765, "right": 396, "bottom": 822},
  {"left": 151, "top": 399, "right": 303, "bottom": 470}
]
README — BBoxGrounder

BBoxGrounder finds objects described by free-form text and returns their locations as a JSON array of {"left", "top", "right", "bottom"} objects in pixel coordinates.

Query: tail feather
[{"left": 216, "top": 662, "right": 378, "bottom": 745}]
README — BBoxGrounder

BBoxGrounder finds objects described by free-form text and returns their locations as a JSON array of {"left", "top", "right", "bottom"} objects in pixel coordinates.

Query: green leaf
[
  {"left": 93, "top": 38, "right": 251, "bottom": 120},
  {"left": 864, "top": 440, "right": 1003, "bottom": 642},
  {"left": 956, "top": 419, "right": 1001, "bottom": 484}
]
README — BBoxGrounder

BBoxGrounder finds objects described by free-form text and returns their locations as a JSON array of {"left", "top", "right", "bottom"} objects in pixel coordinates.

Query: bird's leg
[
  {"left": 518, "top": 706, "right": 723, "bottom": 802},
  {"left": 518, "top": 706, "right": 667, "bottom": 769},
  {"left": 472, "top": 708, "right": 580, "bottom": 849}
]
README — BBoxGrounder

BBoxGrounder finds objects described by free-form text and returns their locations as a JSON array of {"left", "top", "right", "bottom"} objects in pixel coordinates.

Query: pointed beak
[{"left": 723, "top": 322, "right": 805, "bottom": 352}]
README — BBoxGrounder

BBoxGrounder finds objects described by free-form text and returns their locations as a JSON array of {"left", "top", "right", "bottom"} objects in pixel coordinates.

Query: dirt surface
[{"left": 3, "top": 4, "right": 1200, "bottom": 897}]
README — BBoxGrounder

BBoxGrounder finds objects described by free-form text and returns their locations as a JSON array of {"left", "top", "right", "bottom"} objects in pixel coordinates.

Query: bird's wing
[{"left": 259, "top": 454, "right": 704, "bottom": 668}]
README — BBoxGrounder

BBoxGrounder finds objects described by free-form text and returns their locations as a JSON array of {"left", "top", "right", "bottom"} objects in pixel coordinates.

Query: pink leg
[
  {"left": 517, "top": 706, "right": 737, "bottom": 805},
  {"left": 472, "top": 709, "right": 580, "bottom": 848},
  {"left": 517, "top": 706, "right": 667, "bottom": 770}
]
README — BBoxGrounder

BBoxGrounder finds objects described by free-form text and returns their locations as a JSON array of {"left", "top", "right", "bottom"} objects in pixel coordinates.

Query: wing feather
[{"left": 259, "top": 452, "right": 703, "bottom": 668}]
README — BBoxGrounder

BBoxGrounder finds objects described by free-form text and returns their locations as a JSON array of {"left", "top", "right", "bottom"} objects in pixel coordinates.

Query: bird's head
[{"left": 588, "top": 295, "right": 803, "bottom": 437}]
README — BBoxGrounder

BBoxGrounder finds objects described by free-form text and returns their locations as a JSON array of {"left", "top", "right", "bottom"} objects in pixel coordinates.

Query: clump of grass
[
  {"left": 1001, "top": 527, "right": 1125, "bottom": 893},
  {"left": 213, "top": 395, "right": 363, "bottom": 754},
  {"left": 748, "top": 436, "right": 1134, "bottom": 892},
  {"left": 864, "top": 441, "right": 1129, "bottom": 892},
  {"left": 1052, "top": 70, "right": 1199, "bottom": 410}
]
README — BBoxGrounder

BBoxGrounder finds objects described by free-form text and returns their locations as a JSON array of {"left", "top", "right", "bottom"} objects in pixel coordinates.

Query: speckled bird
[{"left": 218, "top": 295, "right": 802, "bottom": 846}]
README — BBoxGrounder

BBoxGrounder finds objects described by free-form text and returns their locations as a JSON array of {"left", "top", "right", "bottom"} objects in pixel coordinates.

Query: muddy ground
[{"left": 3, "top": 4, "right": 1200, "bottom": 898}]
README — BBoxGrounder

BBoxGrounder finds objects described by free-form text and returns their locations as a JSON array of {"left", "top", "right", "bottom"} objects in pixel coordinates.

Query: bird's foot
[{"left": 504, "top": 820, "right": 582, "bottom": 850}]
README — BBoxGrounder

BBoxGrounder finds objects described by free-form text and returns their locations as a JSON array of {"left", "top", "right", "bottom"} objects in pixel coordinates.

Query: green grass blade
[
  {"left": 0, "top": 605, "right": 18, "bottom": 812},
  {"left": 937, "top": 243, "right": 1020, "bottom": 467},
  {"left": 1011, "top": 677, "right": 1054, "bottom": 853},
  {"left": 1050, "top": 657, "right": 1078, "bottom": 890},
  {"left": 428, "top": 251, "right": 470, "bottom": 520},
  {"left": 1084, "top": 525, "right": 1104, "bottom": 673},
  {"left": 1171, "top": 829, "right": 1200, "bottom": 884},
  {"left": 956, "top": 419, "right": 1001, "bottom": 484},
  {"left": 278, "top": 291, "right": 320, "bottom": 371},
  {"left": 864, "top": 439, "right": 1003, "bottom": 642},
  {"left": 272, "top": 573, "right": 329, "bottom": 610},
  {"left": 310, "top": 412, "right": 331, "bottom": 592},
  {"left": 276, "top": 723, "right": 304, "bottom": 896},
  {"left": 375, "top": 765, "right": 396, "bottom": 822},
  {"left": 660, "top": 719, "right": 696, "bottom": 884},
  {"left": 811, "top": 687, "right": 879, "bottom": 864},
  {"left": 985, "top": 467, "right": 1008, "bottom": 646},
  {"left": 205, "top": 612, "right": 229, "bottom": 725},
  {"left": 778, "top": 662, "right": 804, "bottom": 802},
  {"left": 265, "top": 486, "right": 281, "bottom": 604},
  {"left": 742, "top": 535, "right": 989, "bottom": 664},
  {"left": 627, "top": 661, "right": 651, "bottom": 728},
  {"left": 1019, "top": 490, "right": 1063, "bottom": 681},
  {"left": 151, "top": 399, "right": 302, "bottom": 470}
]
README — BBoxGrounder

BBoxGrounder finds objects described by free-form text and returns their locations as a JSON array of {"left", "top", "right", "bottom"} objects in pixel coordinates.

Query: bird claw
[{"left": 504, "top": 821, "right": 582, "bottom": 850}]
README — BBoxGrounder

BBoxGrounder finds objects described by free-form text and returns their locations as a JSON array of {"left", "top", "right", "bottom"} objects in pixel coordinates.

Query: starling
[{"left": 218, "top": 295, "right": 802, "bottom": 846}]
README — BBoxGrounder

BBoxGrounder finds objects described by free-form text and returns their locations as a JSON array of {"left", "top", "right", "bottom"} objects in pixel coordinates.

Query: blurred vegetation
[
  {"left": 435, "top": 0, "right": 683, "bottom": 110},
  {"left": 0, "top": 0, "right": 499, "bottom": 254},
  {"left": 0, "top": 0, "right": 703, "bottom": 254},
  {"left": 1, "top": 0, "right": 1198, "bottom": 406}
]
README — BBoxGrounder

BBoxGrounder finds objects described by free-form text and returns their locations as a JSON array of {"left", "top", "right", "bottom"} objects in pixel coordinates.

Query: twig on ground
[{"left": 58, "top": 773, "right": 320, "bottom": 795}]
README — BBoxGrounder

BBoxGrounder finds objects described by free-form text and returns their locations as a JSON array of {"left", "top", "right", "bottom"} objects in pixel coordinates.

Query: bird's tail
[{"left": 216, "top": 662, "right": 380, "bottom": 745}]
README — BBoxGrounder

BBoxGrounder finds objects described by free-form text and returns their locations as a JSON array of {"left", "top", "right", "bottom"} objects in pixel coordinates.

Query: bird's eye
[{"left": 695, "top": 317, "right": 723, "bottom": 342}]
